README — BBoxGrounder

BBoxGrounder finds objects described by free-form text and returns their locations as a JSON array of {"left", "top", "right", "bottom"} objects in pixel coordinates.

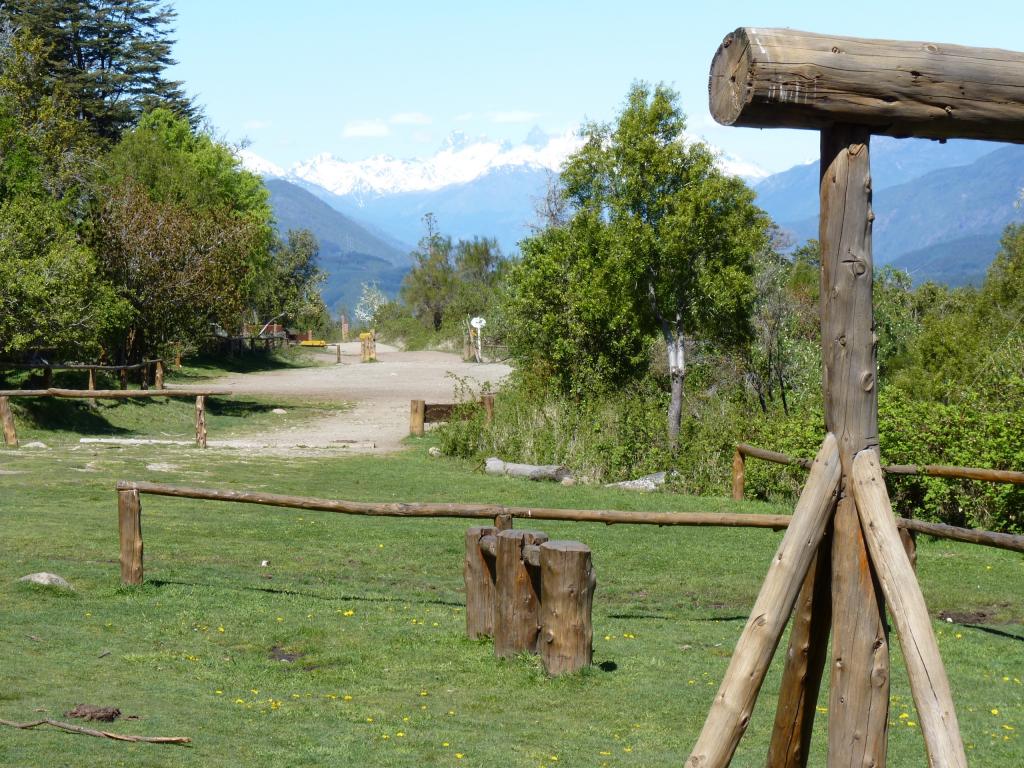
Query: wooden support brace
[
  {"left": 118, "top": 488, "right": 143, "bottom": 585},
  {"left": 0, "top": 395, "right": 18, "bottom": 448},
  {"left": 686, "top": 433, "right": 840, "bottom": 768},
  {"left": 851, "top": 451, "right": 967, "bottom": 768},
  {"left": 195, "top": 395, "right": 207, "bottom": 448},
  {"left": 494, "top": 529, "right": 548, "bottom": 657},
  {"left": 766, "top": 530, "right": 833, "bottom": 768},
  {"left": 464, "top": 526, "right": 498, "bottom": 639},
  {"left": 539, "top": 540, "right": 596, "bottom": 676},
  {"left": 409, "top": 399, "right": 425, "bottom": 437}
]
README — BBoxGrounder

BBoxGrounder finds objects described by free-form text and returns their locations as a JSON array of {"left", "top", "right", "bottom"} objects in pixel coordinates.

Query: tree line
[{"left": 0, "top": 1, "right": 326, "bottom": 368}]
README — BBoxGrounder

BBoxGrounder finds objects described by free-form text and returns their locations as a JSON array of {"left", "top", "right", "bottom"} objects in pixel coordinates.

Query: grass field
[{"left": 1, "top": 412, "right": 1021, "bottom": 766}]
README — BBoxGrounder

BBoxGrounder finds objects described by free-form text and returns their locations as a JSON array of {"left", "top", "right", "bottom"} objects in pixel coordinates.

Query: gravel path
[{"left": 189, "top": 343, "right": 510, "bottom": 454}]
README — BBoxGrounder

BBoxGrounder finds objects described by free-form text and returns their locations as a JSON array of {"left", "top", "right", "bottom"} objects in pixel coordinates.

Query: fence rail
[
  {"left": 409, "top": 394, "right": 495, "bottom": 436},
  {"left": 114, "top": 479, "right": 1024, "bottom": 587},
  {"left": 731, "top": 442, "right": 1024, "bottom": 501},
  {"left": 1, "top": 359, "right": 167, "bottom": 391}
]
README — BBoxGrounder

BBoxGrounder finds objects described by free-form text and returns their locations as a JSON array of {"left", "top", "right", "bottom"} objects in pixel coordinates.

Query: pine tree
[{"left": 3, "top": 0, "right": 196, "bottom": 139}]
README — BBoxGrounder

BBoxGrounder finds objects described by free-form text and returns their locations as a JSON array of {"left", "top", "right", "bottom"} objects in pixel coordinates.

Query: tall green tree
[
  {"left": 515, "top": 83, "right": 770, "bottom": 447},
  {"left": 3, "top": 0, "right": 195, "bottom": 139},
  {"left": 400, "top": 213, "right": 455, "bottom": 331}
]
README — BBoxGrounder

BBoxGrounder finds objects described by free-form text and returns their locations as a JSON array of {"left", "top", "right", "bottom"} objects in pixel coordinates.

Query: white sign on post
[{"left": 470, "top": 317, "right": 486, "bottom": 362}]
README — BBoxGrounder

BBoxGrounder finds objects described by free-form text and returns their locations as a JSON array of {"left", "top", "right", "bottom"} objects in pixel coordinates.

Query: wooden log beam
[
  {"left": 819, "top": 123, "right": 890, "bottom": 768},
  {"left": 686, "top": 433, "right": 841, "bottom": 768},
  {"left": 0, "top": 395, "right": 18, "bottom": 448},
  {"left": 484, "top": 458, "right": 573, "bottom": 482},
  {"left": 44, "top": 388, "right": 230, "bottom": 398},
  {"left": 539, "top": 540, "right": 596, "bottom": 676},
  {"left": 851, "top": 451, "right": 967, "bottom": 768},
  {"left": 494, "top": 529, "right": 548, "bottom": 657},
  {"left": 709, "top": 27, "right": 1024, "bottom": 143},
  {"left": 464, "top": 526, "right": 498, "bottom": 639},
  {"left": 118, "top": 488, "right": 143, "bottom": 585},
  {"left": 737, "top": 443, "right": 813, "bottom": 469},
  {"left": 116, "top": 479, "right": 794, "bottom": 529},
  {"left": 766, "top": 532, "right": 832, "bottom": 768}
]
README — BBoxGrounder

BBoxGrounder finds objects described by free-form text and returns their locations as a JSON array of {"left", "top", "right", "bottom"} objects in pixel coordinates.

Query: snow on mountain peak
[{"left": 240, "top": 128, "right": 769, "bottom": 198}]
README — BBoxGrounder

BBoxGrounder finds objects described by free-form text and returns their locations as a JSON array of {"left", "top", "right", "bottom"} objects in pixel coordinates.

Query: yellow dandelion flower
[
  {"left": 343, "top": 610, "right": 355, "bottom": 617},
  {"left": 217, "top": 626, "right": 225, "bottom": 633},
  {"left": 899, "top": 713, "right": 909, "bottom": 719},
  {"left": 455, "top": 754, "right": 464, "bottom": 759},
  {"left": 420, "top": 690, "right": 429, "bottom": 696},
  {"left": 215, "top": 690, "right": 223, "bottom": 695},
  {"left": 343, "top": 694, "right": 353, "bottom": 701},
  {"left": 991, "top": 708, "right": 1000, "bottom": 715},
  {"left": 396, "top": 731, "right": 405, "bottom": 737},
  {"left": 366, "top": 717, "right": 373, "bottom": 723}
]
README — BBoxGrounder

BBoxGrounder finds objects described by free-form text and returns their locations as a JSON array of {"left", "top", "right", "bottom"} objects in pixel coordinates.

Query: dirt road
[{"left": 198, "top": 343, "right": 511, "bottom": 454}]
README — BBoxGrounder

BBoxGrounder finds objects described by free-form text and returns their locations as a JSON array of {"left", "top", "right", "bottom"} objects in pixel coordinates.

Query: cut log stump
[
  {"left": 495, "top": 529, "right": 548, "bottom": 657},
  {"left": 464, "top": 526, "right": 498, "bottom": 639},
  {"left": 539, "top": 540, "right": 596, "bottom": 676}
]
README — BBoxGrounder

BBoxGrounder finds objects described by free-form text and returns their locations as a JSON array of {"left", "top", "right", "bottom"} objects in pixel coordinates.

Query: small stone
[
  {"left": 560, "top": 476, "right": 576, "bottom": 486},
  {"left": 260, "top": 560, "right": 270, "bottom": 567},
  {"left": 271, "top": 408, "right": 287, "bottom": 415},
  {"left": 428, "top": 447, "right": 442, "bottom": 457},
  {"left": 19, "top": 572, "right": 72, "bottom": 590},
  {"left": 21, "top": 441, "right": 47, "bottom": 449}
]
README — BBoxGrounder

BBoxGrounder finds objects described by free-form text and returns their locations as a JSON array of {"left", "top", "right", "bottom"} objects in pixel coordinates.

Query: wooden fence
[
  {"left": 0, "top": 389, "right": 230, "bottom": 449},
  {"left": 731, "top": 442, "right": 1024, "bottom": 500},
  {"left": 409, "top": 394, "right": 495, "bottom": 437},
  {"left": 1, "top": 359, "right": 166, "bottom": 391}
]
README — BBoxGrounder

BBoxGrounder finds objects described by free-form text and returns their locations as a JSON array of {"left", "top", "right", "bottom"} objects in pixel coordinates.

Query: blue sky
[{"left": 169, "top": 0, "right": 1021, "bottom": 174}]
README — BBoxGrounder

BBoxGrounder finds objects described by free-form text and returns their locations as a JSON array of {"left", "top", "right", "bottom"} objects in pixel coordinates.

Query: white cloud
[
  {"left": 342, "top": 119, "right": 391, "bottom": 138},
  {"left": 389, "top": 112, "right": 432, "bottom": 125},
  {"left": 489, "top": 110, "right": 540, "bottom": 124}
]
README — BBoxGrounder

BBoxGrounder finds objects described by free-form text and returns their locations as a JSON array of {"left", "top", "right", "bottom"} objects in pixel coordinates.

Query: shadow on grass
[
  {"left": 16, "top": 398, "right": 130, "bottom": 435},
  {"left": 206, "top": 398, "right": 279, "bottom": 418},
  {"left": 174, "top": 350, "right": 313, "bottom": 380}
]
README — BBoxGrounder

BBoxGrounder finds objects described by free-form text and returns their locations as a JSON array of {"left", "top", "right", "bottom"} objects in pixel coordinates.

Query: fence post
[
  {"left": 539, "top": 541, "right": 596, "bottom": 676},
  {"left": 42, "top": 367, "right": 53, "bottom": 389},
  {"left": 336, "top": 344, "right": 341, "bottom": 364},
  {"left": 464, "top": 526, "right": 498, "bottom": 638},
  {"left": 0, "top": 396, "right": 18, "bottom": 448},
  {"left": 495, "top": 529, "right": 549, "bottom": 657},
  {"left": 195, "top": 395, "right": 207, "bottom": 448},
  {"left": 119, "top": 367, "right": 128, "bottom": 390},
  {"left": 732, "top": 448, "right": 746, "bottom": 500},
  {"left": 409, "top": 400, "right": 426, "bottom": 436},
  {"left": 140, "top": 363, "right": 149, "bottom": 390},
  {"left": 118, "top": 487, "right": 143, "bottom": 585},
  {"left": 155, "top": 360, "right": 165, "bottom": 390},
  {"left": 899, "top": 527, "right": 918, "bottom": 572},
  {"left": 480, "top": 393, "right": 495, "bottom": 425}
]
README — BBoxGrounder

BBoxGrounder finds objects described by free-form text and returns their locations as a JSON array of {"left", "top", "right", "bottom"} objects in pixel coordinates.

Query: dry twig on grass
[{"left": 0, "top": 717, "right": 190, "bottom": 744}]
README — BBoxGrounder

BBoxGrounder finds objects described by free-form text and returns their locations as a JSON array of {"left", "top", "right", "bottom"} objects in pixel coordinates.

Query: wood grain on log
[
  {"left": 464, "top": 526, "right": 498, "bottom": 639},
  {"left": 539, "top": 540, "right": 596, "bottom": 676},
  {"left": 828, "top": 497, "right": 889, "bottom": 767},
  {"left": 709, "top": 27, "right": 1024, "bottom": 143},
  {"left": 766, "top": 533, "right": 832, "bottom": 768},
  {"left": 851, "top": 451, "right": 967, "bottom": 768},
  {"left": 495, "top": 530, "right": 548, "bottom": 656},
  {"left": 118, "top": 488, "right": 143, "bottom": 585},
  {"left": 686, "top": 434, "right": 840, "bottom": 768},
  {"left": 819, "top": 124, "right": 889, "bottom": 768}
]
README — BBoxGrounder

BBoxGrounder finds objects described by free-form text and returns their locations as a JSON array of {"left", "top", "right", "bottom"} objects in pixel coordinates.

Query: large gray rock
[{"left": 19, "top": 572, "right": 73, "bottom": 589}]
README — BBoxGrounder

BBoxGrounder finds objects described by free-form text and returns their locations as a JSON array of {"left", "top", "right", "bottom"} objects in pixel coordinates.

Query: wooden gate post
[
  {"left": 409, "top": 399, "right": 426, "bottom": 437},
  {"left": 195, "top": 395, "right": 207, "bottom": 448},
  {"left": 119, "top": 367, "right": 128, "bottom": 390},
  {"left": 155, "top": 361, "right": 165, "bottom": 390},
  {"left": 336, "top": 344, "right": 341, "bottom": 364},
  {"left": 480, "top": 393, "right": 495, "bottom": 425},
  {"left": 731, "top": 448, "right": 745, "bottom": 500},
  {"left": 539, "top": 540, "right": 596, "bottom": 676},
  {"left": 494, "top": 529, "right": 548, "bottom": 657},
  {"left": 464, "top": 526, "right": 498, "bottom": 638},
  {"left": 0, "top": 396, "right": 18, "bottom": 448},
  {"left": 118, "top": 487, "right": 143, "bottom": 585}
]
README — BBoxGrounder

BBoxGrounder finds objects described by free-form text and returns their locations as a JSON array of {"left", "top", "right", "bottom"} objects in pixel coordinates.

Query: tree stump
[
  {"left": 464, "top": 526, "right": 498, "bottom": 639},
  {"left": 539, "top": 540, "right": 596, "bottom": 676},
  {"left": 494, "top": 529, "right": 548, "bottom": 657}
]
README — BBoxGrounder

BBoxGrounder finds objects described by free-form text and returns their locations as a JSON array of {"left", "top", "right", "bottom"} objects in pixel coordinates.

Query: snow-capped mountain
[{"left": 242, "top": 127, "right": 770, "bottom": 201}]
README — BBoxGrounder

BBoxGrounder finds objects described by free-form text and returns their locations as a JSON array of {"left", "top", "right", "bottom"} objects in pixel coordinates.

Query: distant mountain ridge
[{"left": 753, "top": 138, "right": 1024, "bottom": 285}]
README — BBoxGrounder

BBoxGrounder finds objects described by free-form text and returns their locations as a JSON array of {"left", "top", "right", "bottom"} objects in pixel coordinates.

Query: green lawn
[{"left": 0, "top": 434, "right": 1021, "bottom": 766}]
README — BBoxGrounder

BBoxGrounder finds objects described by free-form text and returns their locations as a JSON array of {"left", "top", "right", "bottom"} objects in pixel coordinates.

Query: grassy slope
[{"left": 0, "top": 437, "right": 1020, "bottom": 765}]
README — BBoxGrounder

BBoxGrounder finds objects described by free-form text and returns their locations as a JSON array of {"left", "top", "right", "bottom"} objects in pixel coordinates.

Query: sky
[{"left": 168, "top": 0, "right": 1022, "bottom": 175}]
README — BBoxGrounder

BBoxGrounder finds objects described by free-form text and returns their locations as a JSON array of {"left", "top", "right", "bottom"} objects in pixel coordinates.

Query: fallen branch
[
  {"left": 484, "top": 457, "right": 573, "bottom": 482},
  {"left": 0, "top": 717, "right": 190, "bottom": 744}
]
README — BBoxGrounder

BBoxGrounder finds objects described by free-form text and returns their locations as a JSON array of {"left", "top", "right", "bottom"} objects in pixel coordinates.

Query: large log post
[
  {"left": 819, "top": 125, "right": 889, "bottom": 768},
  {"left": 494, "top": 529, "right": 548, "bottom": 657},
  {"left": 155, "top": 361, "right": 164, "bottom": 390},
  {"left": 851, "top": 451, "right": 967, "bottom": 768},
  {"left": 686, "top": 434, "right": 841, "bottom": 768},
  {"left": 464, "top": 526, "right": 498, "bottom": 639},
  {"left": 118, "top": 488, "right": 143, "bottom": 585},
  {"left": 539, "top": 540, "right": 596, "bottom": 676},
  {"left": 731, "top": 448, "right": 745, "bottom": 500},
  {"left": 409, "top": 400, "right": 425, "bottom": 437},
  {"left": 766, "top": 532, "right": 832, "bottom": 768},
  {"left": 708, "top": 28, "right": 1024, "bottom": 143},
  {"left": 195, "top": 395, "right": 207, "bottom": 448},
  {"left": 0, "top": 396, "right": 18, "bottom": 448}
]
